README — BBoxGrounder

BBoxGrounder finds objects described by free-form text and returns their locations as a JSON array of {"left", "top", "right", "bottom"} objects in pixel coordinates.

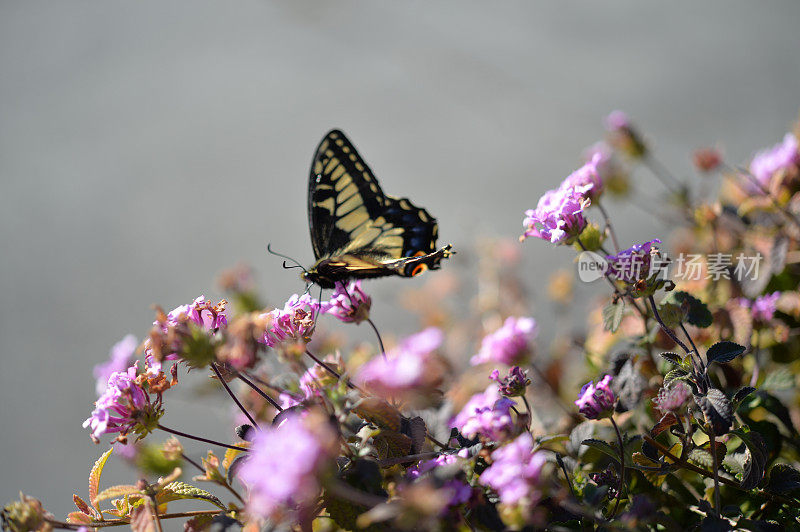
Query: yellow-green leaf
[
  {"left": 89, "top": 447, "right": 115, "bottom": 509},
  {"left": 156, "top": 481, "right": 225, "bottom": 510}
]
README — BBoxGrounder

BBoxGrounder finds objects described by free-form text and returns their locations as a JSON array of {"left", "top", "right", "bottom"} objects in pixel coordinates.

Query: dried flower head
[{"left": 489, "top": 366, "right": 531, "bottom": 397}]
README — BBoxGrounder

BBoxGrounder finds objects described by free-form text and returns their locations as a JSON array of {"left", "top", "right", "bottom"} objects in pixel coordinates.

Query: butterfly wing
[{"left": 308, "top": 130, "right": 442, "bottom": 262}]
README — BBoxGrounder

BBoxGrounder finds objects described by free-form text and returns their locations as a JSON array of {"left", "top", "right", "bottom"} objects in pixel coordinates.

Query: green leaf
[
  {"left": 766, "top": 464, "right": 800, "bottom": 495},
  {"left": 581, "top": 438, "right": 620, "bottom": 464},
  {"left": 665, "top": 291, "right": 713, "bottom": 328},
  {"left": 602, "top": 299, "right": 625, "bottom": 333},
  {"left": 730, "top": 428, "right": 768, "bottom": 490},
  {"left": 94, "top": 485, "right": 142, "bottom": 504},
  {"left": 156, "top": 481, "right": 226, "bottom": 510},
  {"left": 659, "top": 351, "right": 683, "bottom": 367},
  {"left": 89, "top": 447, "right": 115, "bottom": 509},
  {"left": 706, "top": 341, "right": 747, "bottom": 365},
  {"left": 695, "top": 388, "right": 734, "bottom": 435},
  {"left": 663, "top": 367, "right": 690, "bottom": 387},
  {"left": 761, "top": 368, "right": 796, "bottom": 391}
]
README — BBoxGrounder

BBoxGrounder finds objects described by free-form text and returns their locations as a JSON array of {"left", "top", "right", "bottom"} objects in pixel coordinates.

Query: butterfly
[{"left": 301, "top": 130, "right": 453, "bottom": 289}]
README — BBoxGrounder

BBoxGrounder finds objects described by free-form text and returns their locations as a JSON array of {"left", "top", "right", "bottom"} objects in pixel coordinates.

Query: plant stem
[
  {"left": 48, "top": 510, "right": 226, "bottom": 529},
  {"left": 709, "top": 430, "right": 722, "bottom": 518},
  {"left": 366, "top": 317, "right": 387, "bottom": 360},
  {"left": 236, "top": 371, "right": 282, "bottom": 411},
  {"left": 609, "top": 416, "right": 625, "bottom": 518},
  {"left": 595, "top": 200, "right": 621, "bottom": 253},
  {"left": 210, "top": 363, "right": 258, "bottom": 428},
  {"left": 157, "top": 424, "right": 248, "bottom": 453},
  {"left": 305, "top": 349, "right": 358, "bottom": 391}
]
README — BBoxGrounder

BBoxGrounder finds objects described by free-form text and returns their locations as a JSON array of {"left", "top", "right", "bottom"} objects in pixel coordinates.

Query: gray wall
[{"left": 2, "top": 0, "right": 799, "bottom": 519}]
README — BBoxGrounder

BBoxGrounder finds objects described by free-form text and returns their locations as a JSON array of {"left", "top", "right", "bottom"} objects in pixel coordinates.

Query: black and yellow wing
[{"left": 304, "top": 130, "right": 452, "bottom": 288}]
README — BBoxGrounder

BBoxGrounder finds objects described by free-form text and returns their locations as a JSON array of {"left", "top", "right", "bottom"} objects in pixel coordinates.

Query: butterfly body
[{"left": 303, "top": 130, "right": 452, "bottom": 288}]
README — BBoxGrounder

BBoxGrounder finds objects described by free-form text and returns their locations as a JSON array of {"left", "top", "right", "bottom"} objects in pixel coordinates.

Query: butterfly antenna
[{"left": 267, "top": 243, "right": 308, "bottom": 273}]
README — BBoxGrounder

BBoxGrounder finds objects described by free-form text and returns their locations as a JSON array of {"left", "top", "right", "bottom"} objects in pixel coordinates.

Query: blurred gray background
[{"left": 2, "top": 0, "right": 799, "bottom": 520}]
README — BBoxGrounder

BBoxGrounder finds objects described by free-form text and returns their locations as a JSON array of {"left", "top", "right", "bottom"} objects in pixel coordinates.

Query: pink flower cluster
[
  {"left": 575, "top": 375, "right": 615, "bottom": 420},
  {"left": 471, "top": 317, "right": 537, "bottom": 366},
  {"left": 739, "top": 291, "right": 781, "bottom": 322},
  {"left": 521, "top": 186, "right": 590, "bottom": 245},
  {"left": 749, "top": 133, "right": 800, "bottom": 191},
  {"left": 479, "top": 433, "right": 546, "bottom": 505},
  {"left": 451, "top": 384, "right": 516, "bottom": 442},
  {"left": 238, "top": 414, "right": 336, "bottom": 520},
  {"left": 83, "top": 363, "right": 157, "bottom": 441},
  {"left": 321, "top": 281, "right": 371, "bottom": 324},
  {"left": 355, "top": 327, "right": 444, "bottom": 398},
  {"left": 262, "top": 293, "right": 319, "bottom": 349},
  {"left": 93, "top": 334, "right": 138, "bottom": 396},
  {"left": 489, "top": 366, "right": 530, "bottom": 397}
]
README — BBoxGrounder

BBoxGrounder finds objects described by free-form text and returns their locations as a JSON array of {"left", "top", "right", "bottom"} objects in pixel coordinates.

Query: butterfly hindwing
[{"left": 305, "top": 129, "right": 451, "bottom": 287}]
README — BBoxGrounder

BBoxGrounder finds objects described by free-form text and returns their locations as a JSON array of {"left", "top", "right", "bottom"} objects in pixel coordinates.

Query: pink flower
[
  {"left": 83, "top": 363, "right": 162, "bottom": 442},
  {"left": 605, "top": 239, "right": 662, "bottom": 284},
  {"left": 575, "top": 375, "right": 616, "bottom": 420},
  {"left": 652, "top": 381, "right": 690, "bottom": 414},
  {"left": 93, "top": 334, "right": 138, "bottom": 396},
  {"left": 321, "top": 281, "right": 371, "bottom": 324},
  {"left": 451, "top": 385, "right": 516, "bottom": 442},
  {"left": 521, "top": 187, "right": 589, "bottom": 245},
  {"left": 749, "top": 133, "right": 800, "bottom": 191},
  {"left": 559, "top": 153, "right": 604, "bottom": 203},
  {"left": 167, "top": 296, "right": 228, "bottom": 331},
  {"left": 471, "top": 317, "right": 537, "bottom": 366},
  {"left": 604, "top": 110, "right": 631, "bottom": 132},
  {"left": 739, "top": 291, "right": 781, "bottom": 322},
  {"left": 355, "top": 328, "right": 444, "bottom": 399},
  {"left": 262, "top": 294, "right": 319, "bottom": 350},
  {"left": 489, "top": 366, "right": 530, "bottom": 397},
  {"left": 479, "top": 433, "right": 546, "bottom": 505},
  {"left": 238, "top": 414, "right": 336, "bottom": 521}
]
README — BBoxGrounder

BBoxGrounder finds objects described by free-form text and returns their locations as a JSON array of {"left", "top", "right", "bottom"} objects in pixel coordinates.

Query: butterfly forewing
[{"left": 306, "top": 129, "right": 451, "bottom": 286}]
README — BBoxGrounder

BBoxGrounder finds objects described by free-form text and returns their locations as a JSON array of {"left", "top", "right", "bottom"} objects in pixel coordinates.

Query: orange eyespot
[
  {"left": 411, "top": 264, "right": 428, "bottom": 277},
  {"left": 413, "top": 251, "right": 426, "bottom": 257}
]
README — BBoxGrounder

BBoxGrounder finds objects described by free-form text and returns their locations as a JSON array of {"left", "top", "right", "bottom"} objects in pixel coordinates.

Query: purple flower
[
  {"left": 749, "top": 133, "right": 800, "bottom": 191},
  {"left": 489, "top": 366, "right": 531, "bottom": 397},
  {"left": 238, "top": 414, "right": 336, "bottom": 521},
  {"left": 471, "top": 317, "right": 537, "bottom": 366},
  {"left": 299, "top": 353, "right": 345, "bottom": 399},
  {"left": 604, "top": 110, "right": 631, "bottom": 132},
  {"left": 94, "top": 334, "right": 138, "bottom": 396},
  {"left": 739, "top": 291, "right": 780, "bottom": 322},
  {"left": 355, "top": 328, "right": 444, "bottom": 398},
  {"left": 167, "top": 296, "right": 228, "bottom": 331},
  {"left": 83, "top": 363, "right": 162, "bottom": 442},
  {"left": 652, "top": 381, "right": 690, "bottom": 413},
  {"left": 321, "top": 281, "right": 371, "bottom": 324},
  {"left": 451, "top": 384, "right": 516, "bottom": 442},
  {"left": 521, "top": 187, "right": 589, "bottom": 244},
  {"left": 407, "top": 453, "right": 460, "bottom": 480},
  {"left": 575, "top": 375, "right": 615, "bottom": 420},
  {"left": 407, "top": 454, "right": 472, "bottom": 508},
  {"left": 479, "top": 433, "right": 546, "bottom": 506},
  {"left": 262, "top": 294, "right": 319, "bottom": 351},
  {"left": 605, "top": 239, "right": 662, "bottom": 284},
  {"left": 559, "top": 153, "right": 604, "bottom": 203},
  {"left": 144, "top": 296, "right": 228, "bottom": 374}
]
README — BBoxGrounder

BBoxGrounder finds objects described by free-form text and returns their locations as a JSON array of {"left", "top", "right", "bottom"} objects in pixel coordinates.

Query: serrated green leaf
[
  {"left": 767, "top": 464, "right": 800, "bottom": 495},
  {"left": 689, "top": 448, "right": 714, "bottom": 469},
  {"left": 95, "top": 485, "right": 142, "bottom": 504},
  {"left": 89, "top": 447, "right": 115, "bottom": 509},
  {"left": 157, "top": 481, "right": 225, "bottom": 510},
  {"left": 730, "top": 428, "right": 768, "bottom": 490},
  {"left": 663, "top": 367, "right": 690, "bottom": 387},
  {"left": 695, "top": 388, "right": 734, "bottom": 435},
  {"left": 665, "top": 291, "right": 713, "bottom": 328},
  {"left": 659, "top": 351, "right": 683, "bottom": 367},
  {"left": 761, "top": 368, "right": 795, "bottom": 391},
  {"left": 602, "top": 299, "right": 625, "bottom": 333},
  {"left": 581, "top": 438, "right": 620, "bottom": 463},
  {"left": 706, "top": 341, "right": 746, "bottom": 365}
]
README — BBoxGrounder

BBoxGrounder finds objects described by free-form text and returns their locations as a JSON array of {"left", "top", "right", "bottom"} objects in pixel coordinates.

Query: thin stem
[
  {"left": 305, "top": 349, "right": 358, "bottom": 391},
  {"left": 644, "top": 154, "right": 684, "bottom": 196},
  {"left": 710, "top": 431, "right": 722, "bottom": 518},
  {"left": 724, "top": 162, "right": 800, "bottom": 230},
  {"left": 181, "top": 452, "right": 204, "bottom": 473},
  {"left": 210, "top": 363, "right": 258, "bottom": 428},
  {"left": 377, "top": 451, "right": 443, "bottom": 468},
  {"left": 647, "top": 296, "right": 691, "bottom": 355},
  {"left": 48, "top": 510, "right": 225, "bottom": 529},
  {"left": 609, "top": 416, "right": 625, "bottom": 519},
  {"left": 147, "top": 494, "right": 164, "bottom": 532},
  {"left": 366, "top": 318, "right": 387, "bottom": 360},
  {"left": 529, "top": 362, "right": 574, "bottom": 417},
  {"left": 521, "top": 394, "right": 545, "bottom": 434},
  {"left": 426, "top": 434, "right": 450, "bottom": 450},
  {"left": 236, "top": 372, "right": 283, "bottom": 411},
  {"left": 157, "top": 424, "right": 249, "bottom": 453},
  {"left": 595, "top": 200, "right": 621, "bottom": 253},
  {"left": 555, "top": 452, "right": 576, "bottom": 498}
]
